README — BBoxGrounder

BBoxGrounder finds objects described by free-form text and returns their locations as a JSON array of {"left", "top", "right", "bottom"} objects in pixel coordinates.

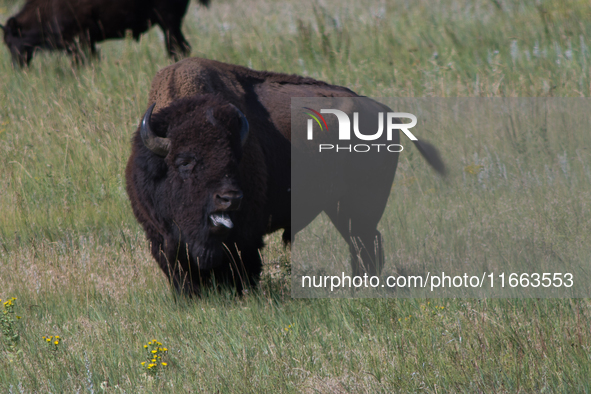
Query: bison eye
[{"left": 175, "top": 156, "right": 197, "bottom": 178}]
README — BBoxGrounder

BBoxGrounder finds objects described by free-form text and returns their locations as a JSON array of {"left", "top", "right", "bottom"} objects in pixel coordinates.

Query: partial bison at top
[
  {"left": 126, "top": 57, "right": 445, "bottom": 296},
  {"left": 1, "top": 0, "right": 208, "bottom": 66}
]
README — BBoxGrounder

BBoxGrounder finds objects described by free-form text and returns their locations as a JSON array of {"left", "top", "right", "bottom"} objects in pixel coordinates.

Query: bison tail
[
  {"left": 197, "top": 0, "right": 211, "bottom": 7},
  {"left": 412, "top": 140, "right": 446, "bottom": 176}
]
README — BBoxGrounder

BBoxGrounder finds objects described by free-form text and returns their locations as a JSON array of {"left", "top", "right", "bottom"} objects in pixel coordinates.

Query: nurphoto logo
[{"left": 303, "top": 108, "right": 418, "bottom": 153}]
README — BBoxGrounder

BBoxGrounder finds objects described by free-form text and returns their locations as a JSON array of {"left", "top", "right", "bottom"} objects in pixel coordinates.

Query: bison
[
  {"left": 1, "top": 0, "right": 209, "bottom": 66},
  {"left": 125, "top": 57, "right": 445, "bottom": 295}
]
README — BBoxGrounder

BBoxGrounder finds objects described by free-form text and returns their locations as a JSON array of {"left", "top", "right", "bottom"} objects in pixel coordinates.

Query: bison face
[
  {"left": 2, "top": 18, "right": 37, "bottom": 67},
  {"left": 139, "top": 96, "right": 249, "bottom": 270}
]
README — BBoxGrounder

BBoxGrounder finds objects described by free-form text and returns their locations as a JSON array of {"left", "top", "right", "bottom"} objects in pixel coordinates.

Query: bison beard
[{"left": 126, "top": 57, "right": 446, "bottom": 296}]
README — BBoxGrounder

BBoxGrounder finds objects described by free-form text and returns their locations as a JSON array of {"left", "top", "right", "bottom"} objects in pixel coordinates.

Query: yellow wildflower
[{"left": 464, "top": 164, "right": 484, "bottom": 175}]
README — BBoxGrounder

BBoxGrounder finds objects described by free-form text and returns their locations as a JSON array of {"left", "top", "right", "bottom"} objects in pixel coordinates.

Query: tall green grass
[{"left": 1, "top": 0, "right": 591, "bottom": 391}]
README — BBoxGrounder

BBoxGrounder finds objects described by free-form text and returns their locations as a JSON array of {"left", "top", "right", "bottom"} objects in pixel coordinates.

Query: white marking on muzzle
[{"left": 210, "top": 213, "right": 234, "bottom": 229}]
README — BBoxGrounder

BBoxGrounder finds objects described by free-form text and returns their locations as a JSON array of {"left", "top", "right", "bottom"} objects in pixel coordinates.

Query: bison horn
[
  {"left": 206, "top": 104, "right": 249, "bottom": 146},
  {"left": 231, "top": 104, "right": 249, "bottom": 146},
  {"left": 140, "top": 103, "right": 170, "bottom": 157}
]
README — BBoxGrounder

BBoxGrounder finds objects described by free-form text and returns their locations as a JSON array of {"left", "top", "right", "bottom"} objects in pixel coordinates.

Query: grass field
[{"left": 1, "top": 0, "right": 591, "bottom": 391}]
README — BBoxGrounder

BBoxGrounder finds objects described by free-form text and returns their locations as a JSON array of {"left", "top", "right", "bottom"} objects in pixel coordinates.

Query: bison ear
[{"left": 140, "top": 103, "right": 171, "bottom": 157}]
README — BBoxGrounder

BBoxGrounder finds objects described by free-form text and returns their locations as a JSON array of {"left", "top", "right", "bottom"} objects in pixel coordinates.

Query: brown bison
[
  {"left": 1, "top": 0, "right": 208, "bottom": 66},
  {"left": 125, "top": 57, "right": 445, "bottom": 295}
]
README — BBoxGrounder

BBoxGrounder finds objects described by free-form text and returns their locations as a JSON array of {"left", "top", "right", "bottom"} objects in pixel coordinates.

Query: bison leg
[
  {"left": 10, "top": 47, "right": 33, "bottom": 68},
  {"left": 158, "top": 21, "right": 190, "bottom": 60},
  {"left": 324, "top": 196, "right": 389, "bottom": 277},
  {"left": 65, "top": 40, "right": 98, "bottom": 66},
  {"left": 214, "top": 244, "right": 262, "bottom": 295},
  {"left": 326, "top": 210, "right": 386, "bottom": 277},
  {"left": 348, "top": 230, "right": 385, "bottom": 278},
  {"left": 151, "top": 237, "right": 262, "bottom": 296},
  {"left": 167, "top": 243, "right": 262, "bottom": 296},
  {"left": 86, "top": 40, "right": 98, "bottom": 58},
  {"left": 152, "top": 0, "right": 191, "bottom": 60},
  {"left": 324, "top": 154, "right": 397, "bottom": 277},
  {"left": 152, "top": 241, "right": 202, "bottom": 296},
  {"left": 78, "top": 29, "right": 98, "bottom": 56},
  {"left": 237, "top": 246, "right": 263, "bottom": 290}
]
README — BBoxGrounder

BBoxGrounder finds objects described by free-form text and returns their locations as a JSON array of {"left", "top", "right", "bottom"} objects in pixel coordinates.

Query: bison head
[
  {"left": 2, "top": 17, "right": 39, "bottom": 67},
  {"left": 136, "top": 95, "right": 249, "bottom": 271}
]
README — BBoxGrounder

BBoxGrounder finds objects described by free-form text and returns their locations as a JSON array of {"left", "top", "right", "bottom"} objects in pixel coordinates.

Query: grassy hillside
[{"left": 1, "top": 0, "right": 591, "bottom": 392}]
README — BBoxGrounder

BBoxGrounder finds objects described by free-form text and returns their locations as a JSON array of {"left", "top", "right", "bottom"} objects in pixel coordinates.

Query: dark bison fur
[
  {"left": 1, "top": 0, "right": 208, "bottom": 66},
  {"left": 125, "top": 57, "right": 446, "bottom": 296},
  {"left": 127, "top": 94, "right": 267, "bottom": 294}
]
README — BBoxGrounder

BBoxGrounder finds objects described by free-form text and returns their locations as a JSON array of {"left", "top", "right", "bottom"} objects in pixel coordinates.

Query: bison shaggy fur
[{"left": 125, "top": 57, "right": 445, "bottom": 295}]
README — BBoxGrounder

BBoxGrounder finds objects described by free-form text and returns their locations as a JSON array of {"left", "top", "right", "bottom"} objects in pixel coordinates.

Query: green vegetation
[{"left": 1, "top": 0, "right": 591, "bottom": 391}]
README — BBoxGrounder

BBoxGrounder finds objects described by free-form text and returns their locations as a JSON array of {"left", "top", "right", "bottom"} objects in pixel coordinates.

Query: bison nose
[{"left": 215, "top": 190, "right": 243, "bottom": 211}]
